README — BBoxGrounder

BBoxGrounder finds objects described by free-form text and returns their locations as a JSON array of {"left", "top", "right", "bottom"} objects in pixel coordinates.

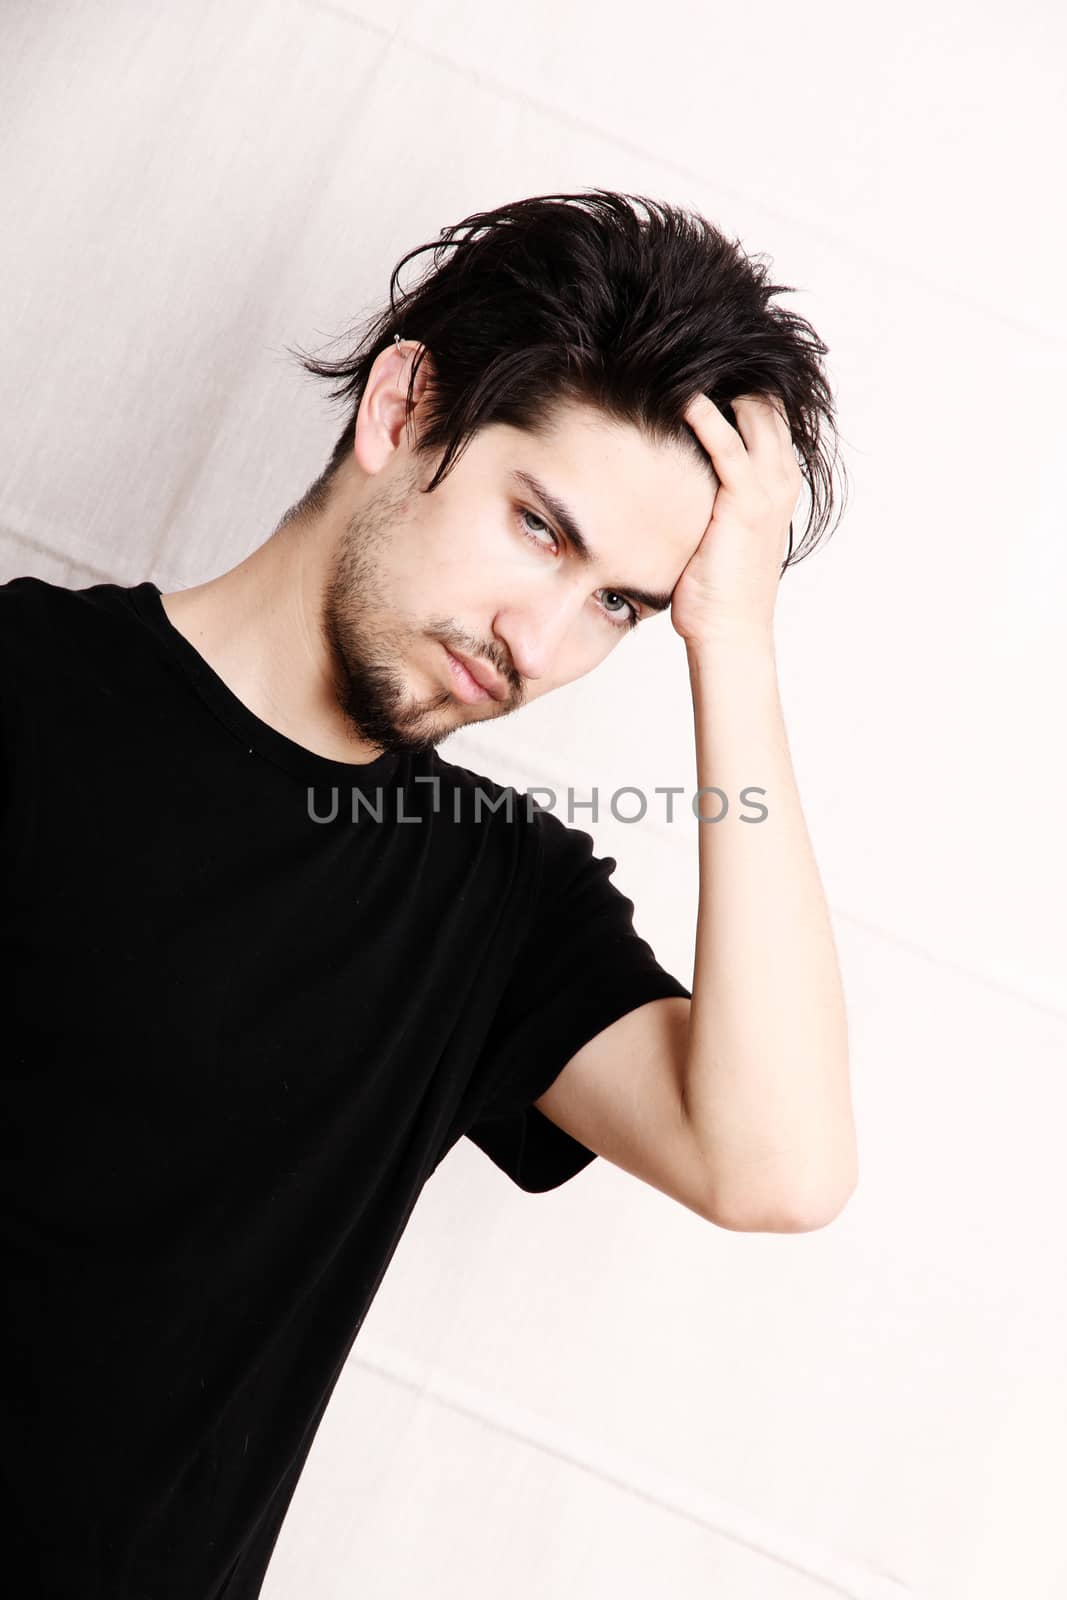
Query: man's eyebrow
[{"left": 509, "top": 468, "right": 675, "bottom": 614}]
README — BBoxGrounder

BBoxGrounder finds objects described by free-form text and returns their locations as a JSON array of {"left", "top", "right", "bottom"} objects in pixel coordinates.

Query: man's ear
[{"left": 353, "top": 340, "right": 434, "bottom": 477}]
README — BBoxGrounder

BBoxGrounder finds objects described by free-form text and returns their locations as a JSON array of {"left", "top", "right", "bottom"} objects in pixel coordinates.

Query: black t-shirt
[{"left": 0, "top": 575, "right": 690, "bottom": 1599}]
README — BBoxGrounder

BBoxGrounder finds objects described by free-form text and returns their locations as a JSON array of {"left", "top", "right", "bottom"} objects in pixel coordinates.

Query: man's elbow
[{"left": 708, "top": 1169, "right": 859, "bottom": 1234}]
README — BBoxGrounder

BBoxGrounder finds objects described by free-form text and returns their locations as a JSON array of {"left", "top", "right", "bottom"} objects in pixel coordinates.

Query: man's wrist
[{"left": 684, "top": 622, "right": 777, "bottom": 673}]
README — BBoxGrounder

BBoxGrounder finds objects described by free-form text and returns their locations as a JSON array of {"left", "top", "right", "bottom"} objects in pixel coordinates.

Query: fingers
[
  {"left": 730, "top": 393, "right": 792, "bottom": 452},
  {"left": 684, "top": 391, "right": 795, "bottom": 486}
]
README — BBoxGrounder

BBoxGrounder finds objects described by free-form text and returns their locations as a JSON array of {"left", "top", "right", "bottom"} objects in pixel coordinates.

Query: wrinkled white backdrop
[{"left": 2, "top": 2, "right": 1065, "bottom": 1596}]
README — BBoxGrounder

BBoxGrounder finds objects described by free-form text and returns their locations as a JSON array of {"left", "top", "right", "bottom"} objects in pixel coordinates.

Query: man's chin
[{"left": 361, "top": 709, "right": 463, "bottom": 758}]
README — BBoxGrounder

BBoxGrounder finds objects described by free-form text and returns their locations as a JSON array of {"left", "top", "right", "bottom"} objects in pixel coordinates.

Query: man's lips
[{"left": 443, "top": 645, "right": 508, "bottom": 703}]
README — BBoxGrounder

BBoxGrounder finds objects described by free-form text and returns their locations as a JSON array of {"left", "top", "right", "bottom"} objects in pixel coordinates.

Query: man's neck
[{"left": 158, "top": 520, "right": 384, "bottom": 765}]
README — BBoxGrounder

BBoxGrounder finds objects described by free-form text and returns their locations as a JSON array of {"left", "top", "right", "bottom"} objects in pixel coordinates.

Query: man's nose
[{"left": 493, "top": 592, "right": 583, "bottom": 684}]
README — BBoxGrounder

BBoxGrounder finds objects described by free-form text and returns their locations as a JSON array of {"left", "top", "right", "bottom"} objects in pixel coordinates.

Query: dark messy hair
[{"left": 285, "top": 189, "right": 848, "bottom": 567}]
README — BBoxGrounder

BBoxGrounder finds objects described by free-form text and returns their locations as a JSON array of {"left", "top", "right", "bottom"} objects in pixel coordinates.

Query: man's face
[{"left": 321, "top": 397, "right": 717, "bottom": 756}]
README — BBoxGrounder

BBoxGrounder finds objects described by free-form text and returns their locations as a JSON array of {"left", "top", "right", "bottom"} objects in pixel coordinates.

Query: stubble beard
[{"left": 320, "top": 467, "right": 470, "bottom": 758}]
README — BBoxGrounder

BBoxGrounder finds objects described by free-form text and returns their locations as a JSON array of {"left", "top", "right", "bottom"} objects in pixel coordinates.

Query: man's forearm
[{"left": 682, "top": 627, "right": 857, "bottom": 1230}]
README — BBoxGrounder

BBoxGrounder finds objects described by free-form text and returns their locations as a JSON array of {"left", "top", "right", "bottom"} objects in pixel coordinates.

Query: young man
[{"left": 0, "top": 191, "right": 856, "bottom": 1598}]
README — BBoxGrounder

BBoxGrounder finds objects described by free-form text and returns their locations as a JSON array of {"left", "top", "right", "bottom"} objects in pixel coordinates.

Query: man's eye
[
  {"left": 518, "top": 507, "right": 556, "bottom": 547},
  {"left": 597, "top": 590, "right": 640, "bottom": 630}
]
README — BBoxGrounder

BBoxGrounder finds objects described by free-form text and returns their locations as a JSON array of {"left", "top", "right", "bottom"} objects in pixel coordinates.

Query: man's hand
[{"left": 670, "top": 394, "right": 804, "bottom": 646}]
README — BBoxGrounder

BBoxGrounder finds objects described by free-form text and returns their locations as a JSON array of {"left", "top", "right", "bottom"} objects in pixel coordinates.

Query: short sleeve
[{"left": 463, "top": 807, "right": 691, "bottom": 1194}]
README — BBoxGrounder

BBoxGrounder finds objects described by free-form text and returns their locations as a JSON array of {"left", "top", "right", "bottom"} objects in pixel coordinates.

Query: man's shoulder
[
  {"left": 0, "top": 573, "right": 140, "bottom": 655},
  {"left": 0, "top": 574, "right": 160, "bottom": 733},
  {"left": 0, "top": 572, "right": 68, "bottom": 625},
  {"left": 422, "top": 749, "right": 534, "bottom": 827},
  {"left": 0, "top": 575, "right": 75, "bottom": 669},
  {"left": 422, "top": 751, "right": 600, "bottom": 877}
]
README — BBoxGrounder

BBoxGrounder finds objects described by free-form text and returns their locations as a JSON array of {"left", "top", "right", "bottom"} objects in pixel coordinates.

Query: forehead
[{"left": 484, "top": 398, "right": 717, "bottom": 588}]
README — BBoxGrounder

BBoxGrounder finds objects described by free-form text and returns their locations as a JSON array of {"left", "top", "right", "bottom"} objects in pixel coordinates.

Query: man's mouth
[{"left": 443, "top": 645, "right": 501, "bottom": 704}]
